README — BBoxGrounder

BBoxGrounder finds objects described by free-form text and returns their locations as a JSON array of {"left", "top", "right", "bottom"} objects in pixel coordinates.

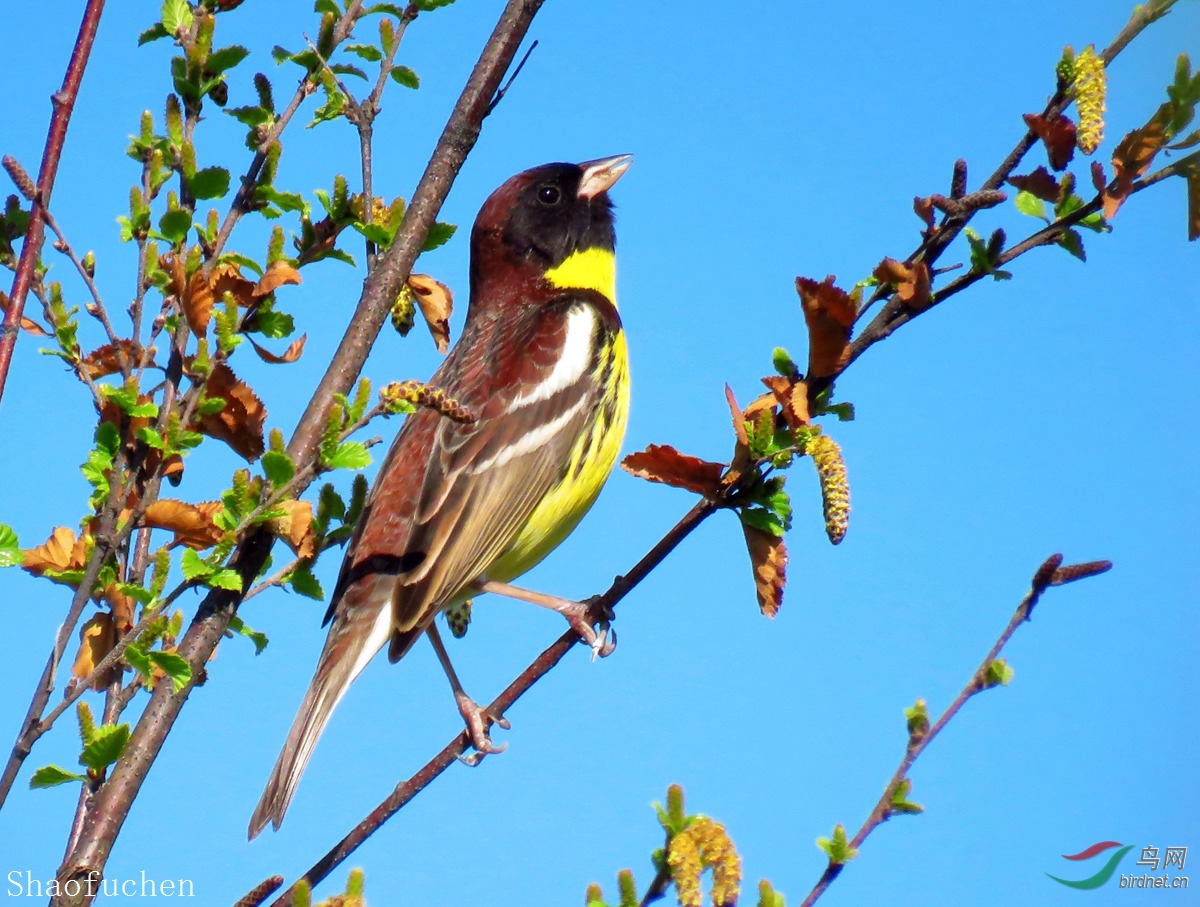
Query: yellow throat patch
[{"left": 545, "top": 247, "right": 617, "bottom": 305}]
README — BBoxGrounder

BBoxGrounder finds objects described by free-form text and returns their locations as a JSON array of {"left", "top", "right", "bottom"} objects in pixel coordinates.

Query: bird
[{"left": 249, "top": 154, "right": 633, "bottom": 838}]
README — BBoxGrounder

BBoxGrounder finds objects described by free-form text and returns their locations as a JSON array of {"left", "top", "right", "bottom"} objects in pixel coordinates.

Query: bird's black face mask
[{"left": 503, "top": 163, "right": 617, "bottom": 269}]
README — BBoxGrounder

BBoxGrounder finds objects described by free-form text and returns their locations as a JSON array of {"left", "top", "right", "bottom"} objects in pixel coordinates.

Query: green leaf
[
  {"left": 228, "top": 615, "right": 269, "bottom": 654},
  {"left": 207, "top": 568, "right": 244, "bottom": 591},
  {"left": 207, "top": 45, "right": 250, "bottom": 75},
  {"left": 982, "top": 658, "right": 1015, "bottom": 688},
  {"left": 825, "top": 401, "right": 855, "bottom": 422},
  {"left": 262, "top": 449, "right": 296, "bottom": 487},
  {"left": 138, "top": 23, "right": 171, "bottom": 45},
  {"left": 124, "top": 642, "right": 152, "bottom": 680},
  {"left": 421, "top": 221, "right": 456, "bottom": 252},
  {"left": 0, "top": 523, "right": 22, "bottom": 567},
  {"left": 180, "top": 548, "right": 212, "bottom": 581},
  {"left": 331, "top": 63, "right": 369, "bottom": 81},
  {"left": 157, "top": 208, "right": 193, "bottom": 245},
  {"left": 1057, "top": 228, "right": 1086, "bottom": 262},
  {"left": 389, "top": 65, "right": 420, "bottom": 89},
  {"left": 147, "top": 651, "right": 192, "bottom": 693},
  {"left": 325, "top": 441, "right": 372, "bottom": 470},
  {"left": 252, "top": 306, "right": 296, "bottom": 340},
  {"left": 412, "top": 0, "right": 456, "bottom": 9},
  {"left": 1014, "top": 189, "right": 1048, "bottom": 220},
  {"left": 771, "top": 347, "right": 797, "bottom": 378},
  {"left": 816, "top": 823, "right": 858, "bottom": 865},
  {"left": 345, "top": 43, "right": 384, "bottom": 62},
  {"left": 314, "top": 0, "right": 341, "bottom": 15},
  {"left": 80, "top": 723, "right": 130, "bottom": 770},
  {"left": 136, "top": 426, "right": 166, "bottom": 450},
  {"left": 188, "top": 167, "right": 231, "bottom": 200},
  {"left": 288, "top": 562, "right": 325, "bottom": 600},
  {"left": 739, "top": 507, "right": 786, "bottom": 537},
  {"left": 161, "top": 0, "right": 194, "bottom": 35},
  {"left": 889, "top": 777, "right": 925, "bottom": 815},
  {"left": 30, "top": 765, "right": 88, "bottom": 789}
]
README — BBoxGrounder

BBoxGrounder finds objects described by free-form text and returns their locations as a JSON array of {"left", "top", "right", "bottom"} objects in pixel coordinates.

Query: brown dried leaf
[
  {"left": 102, "top": 583, "right": 136, "bottom": 634},
  {"left": 1024, "top": 112, "right": 1077, "bottom": 171},
  {"left": 248, "top": 334, "right": 307, "bottom": 364},
  {"left": 1007, "top": 167, "right": 1062, "bottom": 202},
  {"left": 210, "top": 262, "right": 257, "bottom": 308},
  {"left": 72, "top": 613, "right": 117, "bottom": 690},
  {"left": 196, "top": 363, "right": 266, "bottom": 461},
  {"left": 142, "top": 499, "right": 224, "bottom": 550},
  {"left": 253, "top": 260, "right": 302, "bottom": 298},
  {"left": 912, "top": 195, "right": 935, "bottom": 231},
  {"left": 161, "top": 252, "right": 187, "bottom": 299},
  {"left": 269, "top": 499, "right": 315, "bottom": 558},
  {"left": 621, "top": 444, "right": 725, "bottom": 497},
  {"left": 725, "top": 385, "right": 749, "bottom": 447},
  {"left": 22, "top": 526, "right": 88, "bottom": 580},
  {"left": 183, "top": 269, "right": 215, "bottom": 335},
  {"left": 0, "top": 292, "right": 50, "bottom": 336},
  {"left": 761, "top": 375, "right": 810, "bottom": 429},
  {"left": 742, "top": 523, "right": 787, "bottom": 617},
  {"left": 797, "top": 275, "right": 856, "bottom": 379},
  {"left": 1104, "top": 115, "right": 1169, "bottom": 219},
  {"left": 408, "top": 273, "right": 454, "bottom": 353},
  {"left": 82, "top": 340, "right": 148, "bottom": 379}
]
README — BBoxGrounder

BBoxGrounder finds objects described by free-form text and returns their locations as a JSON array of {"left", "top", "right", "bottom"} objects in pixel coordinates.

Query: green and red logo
[{"left": 1046, "top": 841, "right": 1134, "bottom": 889}]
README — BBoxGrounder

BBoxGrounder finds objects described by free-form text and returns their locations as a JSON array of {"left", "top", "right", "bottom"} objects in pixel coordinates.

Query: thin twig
[
  {"left": 0, "top": 0, "right": 106, "bottom": 406},
  {"left": 798, "top": 555, "right": 1113, "bottom": 907}
]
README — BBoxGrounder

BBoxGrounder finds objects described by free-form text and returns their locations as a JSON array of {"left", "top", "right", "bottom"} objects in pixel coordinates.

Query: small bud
[{"left": 82, "top": 251, "right": 96, "bottom": 277}]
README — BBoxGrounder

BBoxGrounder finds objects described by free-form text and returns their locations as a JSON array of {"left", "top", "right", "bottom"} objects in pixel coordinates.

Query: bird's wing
[{"left": 339, "top": 289, "right": 619, "bottom": 632}]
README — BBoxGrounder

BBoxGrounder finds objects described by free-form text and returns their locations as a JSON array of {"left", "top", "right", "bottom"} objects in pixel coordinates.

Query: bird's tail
[{"left": 248, "top": 606, "right": 390, "bottom": 839}]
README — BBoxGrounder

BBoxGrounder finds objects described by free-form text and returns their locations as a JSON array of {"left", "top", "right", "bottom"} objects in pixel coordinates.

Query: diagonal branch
[
  {"left": 255, "top": 498, "right": 721, "bottom": 906},
  {"left": 0, "top": 0, "right": 106, "bottom": 406}
]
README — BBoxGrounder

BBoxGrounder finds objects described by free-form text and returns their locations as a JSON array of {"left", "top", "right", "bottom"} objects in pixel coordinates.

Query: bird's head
[{"left": 469, "top": 154, "right": 633, "bottom": 308}]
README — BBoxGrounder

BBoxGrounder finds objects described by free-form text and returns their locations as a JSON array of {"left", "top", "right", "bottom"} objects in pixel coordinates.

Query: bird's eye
[{"left": 537, "top": 185, "right": 562, "bottom": 205}]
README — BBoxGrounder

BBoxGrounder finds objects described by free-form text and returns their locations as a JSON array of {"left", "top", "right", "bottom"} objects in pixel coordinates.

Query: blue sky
[{"left": 1, "top": 1, "right": 1196, "bottom": 905}]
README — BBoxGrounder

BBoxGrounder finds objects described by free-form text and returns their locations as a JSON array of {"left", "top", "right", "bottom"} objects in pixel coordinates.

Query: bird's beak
[{"left": 577, "top": 154, "right": 634, "bottom": 199}]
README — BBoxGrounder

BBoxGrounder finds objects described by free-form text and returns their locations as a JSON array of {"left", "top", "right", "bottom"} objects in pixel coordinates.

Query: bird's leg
[
  {"left": 425, "top": 623, "right": 509, "bottom": 762},
  {"left": 476, "top": 579, "right": 616, "bottom": 658}
]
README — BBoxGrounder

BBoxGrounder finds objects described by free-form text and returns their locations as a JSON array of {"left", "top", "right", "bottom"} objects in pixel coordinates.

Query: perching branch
[
  {"left": 798, "top": 554, "right": 1113, "bottom": 907},
  {"left": 256, "top": 497, "right": 722, "bottom": 906}
]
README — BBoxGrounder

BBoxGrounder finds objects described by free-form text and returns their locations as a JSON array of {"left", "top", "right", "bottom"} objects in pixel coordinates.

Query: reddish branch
[
  {"left": 0, "top": 0, "right": 106, "bottom": 404},
  {"left": 48, "top": 3, "right": 546, "bottom": 904}
]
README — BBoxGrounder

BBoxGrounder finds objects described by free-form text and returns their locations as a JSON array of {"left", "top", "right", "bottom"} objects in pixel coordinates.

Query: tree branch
[{"left": 0, "top": 0, "right": 106, "bottom": 406}]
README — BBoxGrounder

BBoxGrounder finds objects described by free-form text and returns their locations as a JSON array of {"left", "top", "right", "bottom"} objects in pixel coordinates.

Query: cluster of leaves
[
  {"left": 621, "top": 278, "right": 856, "bottom": 619},
  {"left": 0, "top": 0, "right": 463, "bottom": 800}
]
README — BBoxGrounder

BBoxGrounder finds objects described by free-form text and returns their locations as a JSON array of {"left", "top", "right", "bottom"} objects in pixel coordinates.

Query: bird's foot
[
  {"left": 564, "top": 596, "right": 617, "bottom": 660},
  {"left": 454, "top": 691, "right": 509, "bottom": 765}
]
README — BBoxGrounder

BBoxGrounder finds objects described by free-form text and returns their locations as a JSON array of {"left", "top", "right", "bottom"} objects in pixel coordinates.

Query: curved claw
[{"left": 454, "top": 691, "right": 508, "bottom": 759}]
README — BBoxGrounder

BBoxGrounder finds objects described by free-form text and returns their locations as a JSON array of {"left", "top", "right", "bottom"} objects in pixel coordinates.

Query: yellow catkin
[
  {"left": 808, "top": 433, "right": 850, "bottom": 545},
  {"left": 1074, "top": 46, "right": 1106, "bottom": 155},
  {"left": 667, "top": 818, "right": 743, "bottom": 907},
  {"left": 390, "top": 284, "right": 416, "bottom": 336},
  {"left": 381, "top": 380, "right": 476, "bottom": 424}
]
